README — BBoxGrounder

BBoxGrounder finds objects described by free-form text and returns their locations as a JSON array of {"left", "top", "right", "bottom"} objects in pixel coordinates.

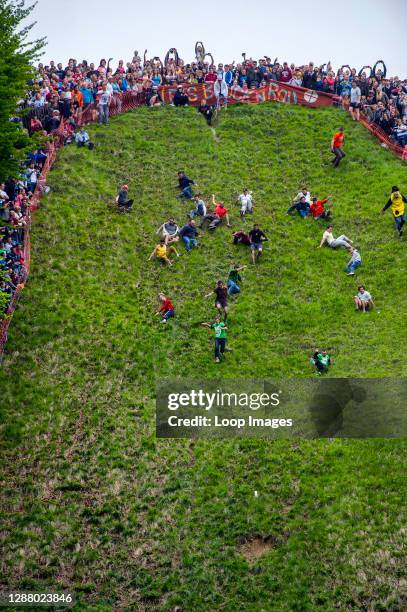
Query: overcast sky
[{"left": 27, "top": 0, "right": 406, "bottom": 77}]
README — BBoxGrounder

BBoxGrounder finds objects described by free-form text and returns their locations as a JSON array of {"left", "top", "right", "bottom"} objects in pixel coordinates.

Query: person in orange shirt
[{"left": 331, "top": 127, "right": 345, "bottom": 167}]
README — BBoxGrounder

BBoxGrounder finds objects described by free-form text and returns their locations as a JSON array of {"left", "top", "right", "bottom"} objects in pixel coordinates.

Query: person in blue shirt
[
  {"left": 176, "top": 171, "right": 195, "bottom": 199},
  {"left": 179, "top": 220, "right": 199, "bottom": 251}
]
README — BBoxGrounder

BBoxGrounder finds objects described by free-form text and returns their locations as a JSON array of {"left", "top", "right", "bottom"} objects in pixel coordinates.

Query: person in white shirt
[
  {"left": 354, "top": 285, "right": 374, "bottom": 312},
  {"left": 75, "top": 128, "right": 94, "bottom": 149},
  {"left": 318, "top": 225, "right": 353, "bottom": 249},
  {"left": 189, "top": 194, "right": 207, "bottom": 219},
  {"left": 156, "top": 218, "right": 180, "bottom": 245},
  {"left": 349, "top": 81, "right": 362, "bottom": 121},
  {"left": 238, "top": 189, "right": 254, "bottom": 217}
]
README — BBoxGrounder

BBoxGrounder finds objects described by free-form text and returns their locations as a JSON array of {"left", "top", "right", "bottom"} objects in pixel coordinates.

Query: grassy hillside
[{"left": 0, "top": 103, "right": 406, "bottom": 610}]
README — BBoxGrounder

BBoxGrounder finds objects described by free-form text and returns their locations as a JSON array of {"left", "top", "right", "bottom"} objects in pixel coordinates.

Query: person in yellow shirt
[
  {"left": 148, "top": 239, "right": 179, "bottom": 266},
  {"left": 381, "top": 186, "right": 406, "bottom": 236}
]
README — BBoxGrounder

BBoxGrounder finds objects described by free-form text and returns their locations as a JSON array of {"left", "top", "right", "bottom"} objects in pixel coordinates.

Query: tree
[{"left": 0, "top": 0, "right": 46, "bottom": 180}]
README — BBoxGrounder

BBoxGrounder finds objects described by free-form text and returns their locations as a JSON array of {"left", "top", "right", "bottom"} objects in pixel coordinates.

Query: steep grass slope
[{"left": 0, "top": 103, "right": 406, "bottom": 610}]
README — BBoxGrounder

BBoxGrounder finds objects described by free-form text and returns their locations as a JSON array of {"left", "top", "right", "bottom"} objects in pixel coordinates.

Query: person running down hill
[
  {"left": 331, "top": 127, "right": 345, "bottom": 167},
  {"left": 310, "top": 349, "right": 332, "bottom": 375},
  {"left": 249, "top": 224, "right": 268, "bottom": 263},
  {"left": 381, "top": 186, "right": 406, "bottom": 237}
]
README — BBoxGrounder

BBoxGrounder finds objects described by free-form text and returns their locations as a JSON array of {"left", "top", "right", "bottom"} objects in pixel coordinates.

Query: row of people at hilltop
[{"left": 20, "top": 51, "right": 406, "bottom": 156}]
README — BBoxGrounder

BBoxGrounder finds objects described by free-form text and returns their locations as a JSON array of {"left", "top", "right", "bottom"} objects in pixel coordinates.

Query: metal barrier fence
[{"left": 0, "top": 89, "right": 404, "bottom": 356}]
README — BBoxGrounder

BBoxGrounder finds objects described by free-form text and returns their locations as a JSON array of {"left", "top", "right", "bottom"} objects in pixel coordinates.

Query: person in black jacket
[{"left": 173, "top": 85, "right": 189, "bottom": 107}]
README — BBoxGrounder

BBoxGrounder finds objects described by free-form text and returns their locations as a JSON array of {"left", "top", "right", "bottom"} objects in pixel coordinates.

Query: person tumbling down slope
[
  {"left": 318, "top": 225, "right": 353, "bottom": 249},
  {"left": 155, "top": 293, "right": 175, "bottom": 323},
  {"left": 148, "top": 239, "right": 179, "bottom": 266},
  {"left": 202, "top": 316, "right": 228, "bottom": 363}
]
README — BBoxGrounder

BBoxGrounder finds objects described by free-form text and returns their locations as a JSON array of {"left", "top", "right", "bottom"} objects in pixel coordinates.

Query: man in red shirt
[
  {"left": 310, "top": 195, "right": 333, "bottom": 220},
  {"left": 214, "top": 198, "right": 231, "bottom": 227},
  {"left": 331, "top": 127, "right": 345, "bottom": 167}
]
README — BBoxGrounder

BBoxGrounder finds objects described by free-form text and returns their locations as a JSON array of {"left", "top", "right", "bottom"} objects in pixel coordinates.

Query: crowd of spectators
[
  {"left": 0, "top": 150, "right": 48, "bottom": 313},
  {"left": 19, "top": 50, "right": 406, "bottom": 150}
]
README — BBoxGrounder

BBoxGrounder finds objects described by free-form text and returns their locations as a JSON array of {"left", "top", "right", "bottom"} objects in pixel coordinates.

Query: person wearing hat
[
  {"left": 172, "top": 85, "right": 189, "bottom": 107},
  {"left": 116, "top": 185, "right": 133, "bottom": 211},
  {"left": 146, "top": 85, "right": 163, "bottom": 107}
]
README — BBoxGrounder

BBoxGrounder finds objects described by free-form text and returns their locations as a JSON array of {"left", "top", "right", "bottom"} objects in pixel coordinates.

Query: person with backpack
[{"left": 381, "top": 186, "right": 406, "bottom": 236}]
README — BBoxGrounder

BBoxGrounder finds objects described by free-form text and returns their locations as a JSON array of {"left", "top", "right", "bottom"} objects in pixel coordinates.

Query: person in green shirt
[
  {"left": 227, "top": 264, "right": 246, "bottom": 295},
  {"left": 202, "top": 316, "right": 228, "bottom": 363},
  {"left": 310, "top": 349, "right": 332, "bottom": 375}
]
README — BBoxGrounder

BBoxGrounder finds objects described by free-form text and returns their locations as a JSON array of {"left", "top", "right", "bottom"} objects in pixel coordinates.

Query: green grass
[{"left": 0, "top": 103, "right": 406, "bottom": 610}]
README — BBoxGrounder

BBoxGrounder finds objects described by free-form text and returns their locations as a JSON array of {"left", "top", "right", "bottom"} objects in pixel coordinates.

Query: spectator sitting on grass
[
  {"left": 75, "top": 127, "right": 94, "bottom": 149},
  {"left": 354, "top": 285, "right": 374, "bottom": 312},
  {"left": 173, "top": 85, "right": 189, "bottom": 107},
  {"left": 148, "top": 239, "right": 179, "bottom": 266}
]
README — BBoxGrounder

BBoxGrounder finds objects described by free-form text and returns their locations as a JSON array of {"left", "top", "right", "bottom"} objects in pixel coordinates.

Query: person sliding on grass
[
  {"left": 381, "top": 186, "right": 406, "bottom": 237},
  {"left": 331, "top": 127, "right": 345, "bottom": 167},
  {"left": 310, "top": 349, "right": 332, "bottom": 375},
  {"left": 287, "top": 187, "right": 311, "bottom": 216},
  {"left": 238, "top": 188, "right": 254, "bottom": 217},
  {"left": 148, "top": 239, "right": 179, "bottom": 266},
  {"left": 233, "top": 229, "right": 251, "bottom": 246},
  {"left": 318, "top": 225, "right": 353, "bottom": 249},
  {"left": 354, "top": 285, "right": 374, "bottom": 312},
  {"left": 116, "top": 185, "right": 134, "bottom": 211},
  {"left": 179, "top": 220, "right": 199, "bottom": 251},
  {"left": 287, "top": 196, "right": 310, "bottom": 218},
  {"left": 249, "top": 224, "right": 268, "bottom": 264},
  {"left": 345, "top": 246, "right": 362, "bottom": 275},
  {"left": 156, "top": 218, "right": 180, "bottom": 245},
  {"left": 155, "top": 293, "right": 175, "bottom": 323},
  {"left": 310, "top": 195, "right": 333, "bottom": 220},
  {"left": 176, "top": 171, "right": 195, "bottom": 199},
  {"left": 205, "top": 280, "right": 229, "bottom": 320},
  {"left": 202, "top": 316, "right": 228, "bottom": 363},
  {"left": 228, "top": 264, "right": 246, "bottom": 295}
]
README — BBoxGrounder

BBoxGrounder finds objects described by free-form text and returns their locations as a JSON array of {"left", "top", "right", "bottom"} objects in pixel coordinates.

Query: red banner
[{"left": 158, "top": 81, "right": 335, "bottom": 108}]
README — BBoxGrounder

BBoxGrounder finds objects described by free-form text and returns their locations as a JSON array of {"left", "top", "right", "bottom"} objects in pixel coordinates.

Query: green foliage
[
  {"left": 0, "top": 103, "right": 406, "bottom": 609},
  {"left": 0, "top": 0, "right": 46, "bottom": 179}
]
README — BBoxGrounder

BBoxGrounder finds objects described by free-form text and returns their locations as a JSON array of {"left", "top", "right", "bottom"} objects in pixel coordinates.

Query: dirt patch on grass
[{"left": 238, "top": 535, "right": 276, "bottom": 563}]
